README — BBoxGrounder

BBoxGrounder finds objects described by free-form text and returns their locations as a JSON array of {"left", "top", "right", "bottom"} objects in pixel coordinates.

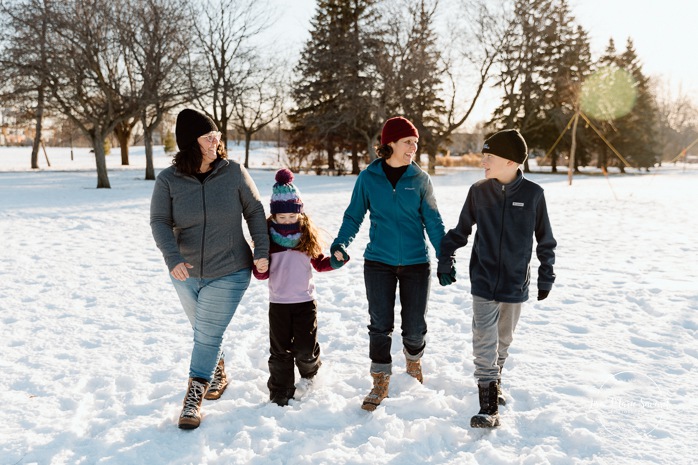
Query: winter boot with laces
[
  {"left": 178, "top": 377, "right": 209, "bottom": 429},
  {"left": 204, "top": 358, "right": 228, "bottom": 400},
  {"left": 470, "top": 380, "right": 500, "bottom": 428},
  {"left": 361, "top": 372, "right": 390, "bottom": 412}
]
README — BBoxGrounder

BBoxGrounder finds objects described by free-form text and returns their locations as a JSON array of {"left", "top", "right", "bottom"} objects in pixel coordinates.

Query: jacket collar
[
  {"left": 491, "top": 168, "right": 524, "bottom": 191},
  {"left": 174, "top": 157, "right": 228, "bottom": 177},
  {"left": 366, "top": 157, "right": 422, "bottom": 178}
]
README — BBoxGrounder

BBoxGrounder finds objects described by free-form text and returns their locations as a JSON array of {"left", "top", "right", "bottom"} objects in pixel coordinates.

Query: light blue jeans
[
  {"left": 471, "top": 295, "right": 522, "bottom": 384},
  {"left": 170, "top": 268, "right": 251, "bottom": 381}
]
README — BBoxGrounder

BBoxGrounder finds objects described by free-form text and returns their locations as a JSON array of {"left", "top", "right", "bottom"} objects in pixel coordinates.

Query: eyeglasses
[{"left": 200, "top": 131, "right": 222, "bottom": 144}]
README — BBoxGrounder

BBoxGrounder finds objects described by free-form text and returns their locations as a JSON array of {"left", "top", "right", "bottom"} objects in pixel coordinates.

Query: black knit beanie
[
  {"left": 482, "top": 129, "right": 528, "bottom": 164},
  {"left": 175, "top": 109, "right": 218, "bottom": 150}
]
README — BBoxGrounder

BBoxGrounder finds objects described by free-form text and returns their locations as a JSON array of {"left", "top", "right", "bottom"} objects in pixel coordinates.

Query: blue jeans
[
  {"left": 364, "top": 260, "right": 430, "bottom": 375},
  {"left": 170, "top": 268, "right": 251, "bottom": 381}
]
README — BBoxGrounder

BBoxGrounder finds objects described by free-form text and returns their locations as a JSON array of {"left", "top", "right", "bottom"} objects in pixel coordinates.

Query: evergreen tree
[
  {"left": 614, "top": 38, "right": 659, "bottom": 170},
  {"left": 288, "top": 0, "right": 382, "bottom": 174},
  {"left": 393, "top": 0, "right": 445, "bottom": 172}
]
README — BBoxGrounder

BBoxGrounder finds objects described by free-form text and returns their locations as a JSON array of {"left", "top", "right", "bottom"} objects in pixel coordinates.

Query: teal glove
[
  {"left": 330, "top": 243, "right": 349, "bottom": 261},
  {"left": 330, "top": 243, "right": 349, "bottom": 269},
  {"left": 438, "top": 267, "right": 456, "bottom": 286}
]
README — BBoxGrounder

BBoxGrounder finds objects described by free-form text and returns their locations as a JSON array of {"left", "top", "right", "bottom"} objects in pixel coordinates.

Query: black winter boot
[
  {"left": 470, "top": 381, "right": 500, "bottom": 428},
  {"left": 270, "top": 388, "right": 295, "bottom": 407},
  {"left": 497, "top": 379, "right": 506, "bottom": 406}
]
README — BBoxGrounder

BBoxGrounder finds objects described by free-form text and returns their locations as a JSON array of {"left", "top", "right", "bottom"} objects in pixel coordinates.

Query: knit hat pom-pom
[{"left": 275, "top": 168, "right": 294, "bottom": 185}]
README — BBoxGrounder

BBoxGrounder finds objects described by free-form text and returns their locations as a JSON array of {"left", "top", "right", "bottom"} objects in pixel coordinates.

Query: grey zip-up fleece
[
  {"left": 439, "top": 170, "right": 556, "bottom": 303},
  {"left": 150, "top": 158, "right": 269, "bottom": 279}
]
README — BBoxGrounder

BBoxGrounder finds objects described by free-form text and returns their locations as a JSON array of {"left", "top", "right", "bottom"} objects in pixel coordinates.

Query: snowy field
[{"left": 1, "top": 144, "right": 696, "bottom": 465}]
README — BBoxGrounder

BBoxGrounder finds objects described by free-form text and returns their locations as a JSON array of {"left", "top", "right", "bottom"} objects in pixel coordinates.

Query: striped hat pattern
[{"left": 270, "top": 169, "right": 303, "bottom": 214}]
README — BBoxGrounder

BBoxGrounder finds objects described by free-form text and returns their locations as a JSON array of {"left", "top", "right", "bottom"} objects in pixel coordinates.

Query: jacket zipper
[
  {"left": 200, "top": 178, "right": 208, "bottom": 277},
  {"left": 493, "top": 184, "right": 506, "bottom": 298}
]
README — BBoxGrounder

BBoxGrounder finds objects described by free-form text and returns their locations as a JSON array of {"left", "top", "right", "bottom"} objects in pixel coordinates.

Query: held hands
[
  {"left": 437, "top": 267, "right": 457, "bottom": 286},
  {"left": 171, "top": 262, "right": 193, "bottom": 281},
  {"left": 537, "top": 289, "right": 550, "bottom": 301},
  {"left": 254, "top": 258, "right": 269, "bottom": 273},
  {"left": 437, "top": 258, "right": 456, "bottom": 286},
  {"left": 330, "top": 243, "right": 350, "bottom": 269}
]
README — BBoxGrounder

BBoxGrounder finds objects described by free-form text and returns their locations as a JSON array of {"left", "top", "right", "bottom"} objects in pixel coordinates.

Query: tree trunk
[
  {"left": 144, "top": 123, "right": 155, "bottom": 181},
  {"left": 244, "top": 132, "right": 252, "bottom": 169},
  {"left": 551, "top": 152, "right": 558, "bottom": 173},
  {"left": 31, "top": 85, "right": 45, "bottom": 170},
  {"left": 428, "top": 152, "right": 436, "bottom": 175},
  {"left": 350, "top": 145, "right": 358, "bottom": 175},
  {"left": 114, "top": 123, "right": 131, "bottom": 166},
  {"left": 92, "top": 133, "right": 111, "bottom": 188},
  {"left": 326, "top": 139, "right": 335, "bottom": 172}
]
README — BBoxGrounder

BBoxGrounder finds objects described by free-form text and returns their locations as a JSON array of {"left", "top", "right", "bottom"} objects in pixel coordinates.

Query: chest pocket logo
[{"left": 512, "top": 202, "right": 524, "bottom": 207}]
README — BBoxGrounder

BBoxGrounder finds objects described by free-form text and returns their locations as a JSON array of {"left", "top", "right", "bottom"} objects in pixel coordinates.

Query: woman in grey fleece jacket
[{"left": 150, "top": 109, "right": 269, "bottom": 429}]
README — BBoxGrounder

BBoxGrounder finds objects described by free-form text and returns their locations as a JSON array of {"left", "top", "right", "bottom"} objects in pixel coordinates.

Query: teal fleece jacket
[
  {"left": 150, "top": 158, "right": 269, "bottom": 279},
  {"left": 332, "top": 159, "right": 445, "bottom": 266}
]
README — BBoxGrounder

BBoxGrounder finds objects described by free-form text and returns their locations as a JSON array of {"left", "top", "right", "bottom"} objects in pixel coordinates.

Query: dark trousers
[
  {"left": 267, "top": 300, "right": 321, "bottom": 394},
  {"left": 364, "top": 260, "right": 430, "bottom": 373}
]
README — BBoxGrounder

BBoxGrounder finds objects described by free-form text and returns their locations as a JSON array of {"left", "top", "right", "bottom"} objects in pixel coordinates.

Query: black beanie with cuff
[
  {"left": 482, "top": 129, "right": 528, "bottom": 164},
  {"left": 175, "top": 109, "right": 218, "bottom": 151}
]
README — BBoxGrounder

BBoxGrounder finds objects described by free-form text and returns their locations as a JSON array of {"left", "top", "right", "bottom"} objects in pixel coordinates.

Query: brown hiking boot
[
  {"left": 361, "top": 372, "right": 390, "bottom": 412},
  {"left": 178, "top": 377, "right": 209, "bottom": 429},
  {"left": 204, "top": 358, "right": 228, "bottom": 400},
  {"left": 406, "top": 358, "right": 423, "bottom": 383}
]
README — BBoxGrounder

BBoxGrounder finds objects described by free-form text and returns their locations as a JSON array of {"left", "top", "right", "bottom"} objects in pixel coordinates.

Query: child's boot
[
  {"left": 470, "top": 380, "right": 500, "bottom": 428},
  {"left": 361, "top": 372, "right": 390, "bottom": 411},
  {"left": 497, "top": 379, "right": 506, "bottom": 406},
  {"left": 178, "top": 377, "right": 209, "bottom": 429}
]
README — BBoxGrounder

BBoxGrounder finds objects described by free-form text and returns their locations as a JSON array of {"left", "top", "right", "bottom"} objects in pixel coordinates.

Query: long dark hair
[{"left": 172, "top": 140, "right": 227, "bottom": 175}]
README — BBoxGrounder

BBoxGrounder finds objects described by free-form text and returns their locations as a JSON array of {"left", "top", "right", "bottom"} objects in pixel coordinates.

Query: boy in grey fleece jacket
[{"left": 438, "top": 129, "right": 556, "bottom": 429}]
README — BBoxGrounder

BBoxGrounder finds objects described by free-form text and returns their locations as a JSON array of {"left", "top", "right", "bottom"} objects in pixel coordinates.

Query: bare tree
[
  {"left": 119, "top": 0, "right": 193, "bottom": 179},
  {"left": 188, "top": 0, "right": 273, "bottom": 146},
  {"left": 0, "top": 0, "right": 51, "bottom": 169},
  {"left": 232, "top": 59, "right": 284, "bottom": 168},
  {"left": 42, "top": 0, "right": 142, "bottom": 188}
]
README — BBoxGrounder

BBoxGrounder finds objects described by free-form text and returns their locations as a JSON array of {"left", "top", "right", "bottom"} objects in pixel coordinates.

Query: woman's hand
[
  {"left": 254, "top": 258, "right": 269, "bottom": 273},
  {"left": 171, "top": 262, "right": 193, "bottom": 281}
]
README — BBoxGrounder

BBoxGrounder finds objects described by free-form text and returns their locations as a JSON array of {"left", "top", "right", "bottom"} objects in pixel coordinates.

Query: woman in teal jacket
[{"left": 331, "top": 117, "right": 445, "bottom": 411}]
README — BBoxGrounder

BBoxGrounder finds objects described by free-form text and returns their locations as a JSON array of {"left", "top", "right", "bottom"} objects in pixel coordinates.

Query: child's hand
[
  {"left": 537, "top": 289, "right": 550, "bottom": 301},
  {"left": 438, "top": 267, "right": 456, "bottom": 286},
  {"left": 331, "top": 244, "right": 349, "bottom": 262},
  {"left": 254, "top": 258, "right": 269, "bottom": 273},
  {"left": 437, "top": 257, "right": 456, "bottom": 286}
]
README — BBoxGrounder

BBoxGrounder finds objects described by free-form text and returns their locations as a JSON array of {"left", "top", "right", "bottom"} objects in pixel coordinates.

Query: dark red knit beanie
[{"left": 380, "top": 117, "right": 419, "bottom": 145}]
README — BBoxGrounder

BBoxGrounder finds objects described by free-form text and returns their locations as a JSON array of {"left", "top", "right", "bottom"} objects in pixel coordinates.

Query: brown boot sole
[
  {"left": 178, "top": 417, "right": 201, "bottom": 429},
  {"left": 361, "top": 401, "right": 378, "bottom": 411}
]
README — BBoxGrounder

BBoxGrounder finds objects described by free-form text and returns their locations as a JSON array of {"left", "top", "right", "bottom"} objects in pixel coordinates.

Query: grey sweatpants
[{"left": 472, "top": 295, "right": 522, "bottom": 383}]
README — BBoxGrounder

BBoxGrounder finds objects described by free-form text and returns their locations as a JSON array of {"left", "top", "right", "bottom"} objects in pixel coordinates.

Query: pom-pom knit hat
[
  {"left": 270, "top": 169, "right": 303, "bottom": 214},
  {"left": 175, "top": 108, "right": 218, "bottom": 150},
  {"left": 381, "top": 117, "right": 419, "bottom": 145},
  {"left": 482, "top": 129, "right": 528, "bottom": 164}
]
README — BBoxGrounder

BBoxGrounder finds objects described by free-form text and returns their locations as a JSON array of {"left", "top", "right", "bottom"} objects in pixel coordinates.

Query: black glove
[
  {"left": 537, "top": 289, "right": 550, "bottom": 301},
  {"left": 438, "top": 268, "right": 456, "bottom": 286}
]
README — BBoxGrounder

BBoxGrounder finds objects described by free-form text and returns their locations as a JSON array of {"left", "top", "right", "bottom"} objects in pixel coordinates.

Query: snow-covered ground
[{"left": 1, "top": 144, "right": 696, "bottom": 465}]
